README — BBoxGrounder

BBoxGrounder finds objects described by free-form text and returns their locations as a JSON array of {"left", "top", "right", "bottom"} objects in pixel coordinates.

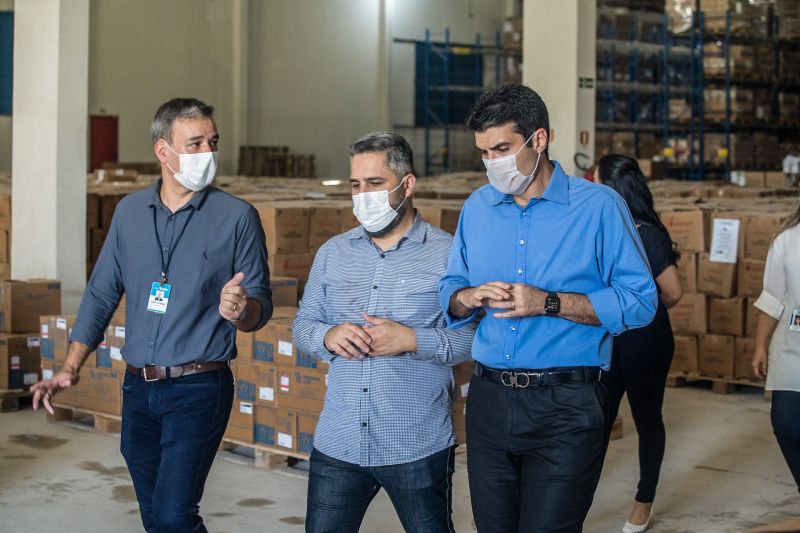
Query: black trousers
[
  {"left": 771, "top": 390, "right": 800, "bottom": 492},
  {"left": 601, "top": 328, "right": 673, "bottom": 503},
  {"left": 466, "top": 373, "right": 607, "bottom": 533}
]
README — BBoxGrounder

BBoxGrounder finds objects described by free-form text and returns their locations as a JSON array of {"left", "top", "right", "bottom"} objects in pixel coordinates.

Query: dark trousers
[
  {"left": 466, "top": 373, "right": 607, "bottom": 533},
  {"left": 601, "top": 336, "right": 673, "bottom": 503},
  {"left": 306, "top": 446, "right": 456, "bottom": 533},
  {"left": 771, "top": 390, "right": 800, "bottom": 492},
  {"left": 120, "top": 366, "right": 234, "bottom": 533}
]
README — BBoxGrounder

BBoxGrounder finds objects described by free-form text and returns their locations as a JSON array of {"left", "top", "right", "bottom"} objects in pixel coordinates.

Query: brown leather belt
[{"left": 126, "top": 361, "right": 229, "bottom": 382}]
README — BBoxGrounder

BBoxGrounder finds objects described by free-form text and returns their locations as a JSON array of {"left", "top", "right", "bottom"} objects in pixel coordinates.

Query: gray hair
[
  {"left": 151, "top": 98, "right": 215, "bottom": 144},
  {"left": 348, "top": 132, "right": 416, "bottom": 178}
]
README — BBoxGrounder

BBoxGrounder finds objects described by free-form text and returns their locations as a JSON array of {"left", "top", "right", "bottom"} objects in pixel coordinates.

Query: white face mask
[
  {"left": 165, "top": 143, "right": 218, "bottom": 192},
  {"left": 352, "top": 177, "right": 408, "bottom": 233},
  {"left": 483, "top": 132, "right": 541, "bottom": 196}
]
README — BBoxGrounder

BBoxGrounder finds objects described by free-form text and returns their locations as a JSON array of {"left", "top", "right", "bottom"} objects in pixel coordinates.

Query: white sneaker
[{"left": 622, "top": 505, "right": 653, "bottom": 533}]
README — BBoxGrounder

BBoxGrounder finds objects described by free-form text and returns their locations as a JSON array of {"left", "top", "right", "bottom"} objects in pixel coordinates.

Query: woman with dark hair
[
  {"left": 595, "top": 155, "right": 683, "bottom": 533},
  {"left": 752, "top": 199, "right": 800, "bottom": 495}
]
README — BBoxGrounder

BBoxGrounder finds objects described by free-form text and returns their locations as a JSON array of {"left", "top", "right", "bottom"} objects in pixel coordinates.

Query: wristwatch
[{"left": 544, "top": 291, "right": 560, "bottom": 315}]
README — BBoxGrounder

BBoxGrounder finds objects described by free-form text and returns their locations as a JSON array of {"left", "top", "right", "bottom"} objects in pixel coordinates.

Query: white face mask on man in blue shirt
[
  {"left": 482, "top": 132, "right": 541, "bottom": 196},
  {"left": 165, "top": 144, "right": 218, "bottom": 192}
]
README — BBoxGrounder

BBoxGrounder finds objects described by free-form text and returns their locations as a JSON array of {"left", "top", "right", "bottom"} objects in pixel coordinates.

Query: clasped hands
[
  {"left": 457, "top": 281, "right": 545, "bottom": 318},
  {"left": 324, "top": 313, "right": 416, "bottom": 359}
]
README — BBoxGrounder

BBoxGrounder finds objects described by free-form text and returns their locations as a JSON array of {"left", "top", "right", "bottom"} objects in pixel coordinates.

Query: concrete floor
[{"left": 0, "top": 384, "right": 797, "bottom": 533}]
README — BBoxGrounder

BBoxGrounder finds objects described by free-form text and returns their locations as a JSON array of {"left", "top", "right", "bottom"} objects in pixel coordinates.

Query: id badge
[
  {"left": 790, "top": 307, "right": 800, "bottom": 333},
  {"left": 147, "top": 282, "right": 171, "bottom": 314}
]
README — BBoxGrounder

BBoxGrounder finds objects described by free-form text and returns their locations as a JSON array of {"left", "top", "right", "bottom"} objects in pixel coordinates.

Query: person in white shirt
[{"left": 753, "top": 203, "right": 800, "bottom": 493}]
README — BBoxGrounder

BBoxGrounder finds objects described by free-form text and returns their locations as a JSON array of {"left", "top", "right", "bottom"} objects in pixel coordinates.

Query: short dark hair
[
  {"left": 151, "top": 98, "right": 215, "bottom": 144},
  {"left": 348, "top": 132, "right": 416, "bottom": 178},
  {"left": 466, "top": 83, "right": 550, "bottom": 156}
]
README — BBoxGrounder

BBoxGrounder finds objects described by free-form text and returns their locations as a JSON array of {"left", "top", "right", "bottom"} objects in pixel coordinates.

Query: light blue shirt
[
  {"left": 293, "top": 214, "right": 474, "bottom": 467},
  {"left": 438, "top": 162, "right": 657, "bottom": 370}
]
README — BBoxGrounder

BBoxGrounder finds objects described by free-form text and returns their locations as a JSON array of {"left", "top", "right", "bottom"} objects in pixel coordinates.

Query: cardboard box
[
  {"left": 662, "top": 209, "right": 708, "bottom": 253},
  {"left": 712, "top": 211, "right": 747, "bottom": 260},
  {"left": 745, "top": 215, "right": 784, "bottom": 260},
  {"left": 272, "top": 306, "right": 298, "bottom": 320},
  {"left": 452, "top": 401, "right": 466, "bottom": 445},
  {"left": 76, "top": 367, "right": 123, "bottom": 415},
  {"left": 0, "top": 333, "right": 41, "bottom": 389},
  {"left": 698, "top": 334, "right": 735, "bottom": 378},
  {"left": 745, "top": 297, "right": 759, "bottom": 338},
  {"left": 256, "top": 204, "right": 310, "bottom": 255},
  {"left": 417, "top": 204, "right": 461, "bottom": 235},
  {"left": 697, "top": 252, "right": 737, "bottom": 298},
  {"left": 252, "top": 324, "right": 275, "bottom": 364},
  {"left": 276, "top": 407, "right": 298, "bottom": 452},
  {"left": 268, "top": 253, "right": 314, "bottom": 290},
  {"left": 452, "top": 361, "right": 474, "bottom": 402},
  {"left": 39, "top": 315, "right": 76, "bottom": 363},
  {"left": 734, "top": 337, "right": 760, "bottom": 381},
  {"left": 676, "top": 252, "right": 697, "bottom": 294},
  {"left": 0, "top": 280, "right": 61, "bottom": 333},
  {"left": 236, "top": 330, "right": 254, "bottom": 362},
  {"left": 42, "top": 362, "right": 80, "bottom": 407},
  {"left": 297, "top": 410, "right": 319, "bottom": 455},
  {"left": 276, "top": 368, "right": 326, "bottom": 412},
  {"left": 737, "top": 258, "right": 766, "bottom": 297},
  {"left": 271, "top": 276, "right": 299, "bottom": 307},
  {"left": 764, "top": 171, "right": 788, "bottom": 188},
  {"left": 99, "top": 321, "right": 125, "bottom": 370},
  {"left": 225, "top": 399, "right": 255, "bottom": 444},
  {"left": 668, "top": 293, "right": 707, "bottom": 334},
  {"left": 671, "top": 335, "right": 698, "bottom": 373},
  {"left": 708, "top": 297, "right": 745, "bottom": 337},
  {"left": 340, "top": 206, "right": 359, "bottom": 233},
  {"left": 309, "top": 205, "right": 342, "bottom": 252},
  {"left": 269, "top": 319, "right": 328, "bottom": 373},
  {"left": 253, "top": 405, "right": 277, "bottom": 446},
  {"left": 235, "top": 361, "right": 278, "bottom": 406}
]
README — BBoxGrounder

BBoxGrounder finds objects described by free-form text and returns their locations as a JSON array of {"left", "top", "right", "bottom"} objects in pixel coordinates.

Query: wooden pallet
[
  {"left": 666, "top": 372, "right": 766, "bottom": 395},
  {"left": 218, "top": 438, "right": 309, "bottom": 470},
  {"left": 48, "top": 403, "right": 122, "bottom": 433},
  {"left": 0, "top": 389, "right": 32, "bottom": 412}
]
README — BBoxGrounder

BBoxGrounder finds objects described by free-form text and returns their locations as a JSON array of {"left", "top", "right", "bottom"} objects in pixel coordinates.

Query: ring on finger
[{"left": 232, "top": 302, "right": 239, "bottom": 312}]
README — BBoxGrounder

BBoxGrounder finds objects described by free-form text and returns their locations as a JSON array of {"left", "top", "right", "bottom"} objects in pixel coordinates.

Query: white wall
[{"left": 89, "top": 0, "right": 237, "bottom": 173}]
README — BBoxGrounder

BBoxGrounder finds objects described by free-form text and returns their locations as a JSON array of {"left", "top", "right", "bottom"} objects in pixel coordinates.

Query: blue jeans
[
  {"left": 306, "top": 446, "right": 456, "bottom": 533},
  {"left": 120, "top": 366, "right": 234, "bottom": 533},
  {"left": 771, "top": 390, "right": 800, "bottom": 492}
]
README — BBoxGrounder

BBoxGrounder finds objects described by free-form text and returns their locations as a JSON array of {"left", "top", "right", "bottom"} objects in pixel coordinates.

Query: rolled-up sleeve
[
  {"left": 70, "top": 209, "right": 125, "bottom": 349},
  {"left": 438, "top": 209, "right": 479, "bottom": 328},
  {"left": 754, "top": 236, "right": 785, "bottom": 320},
  {"left": 236, "top": 206, "right": 272, "bottom": 331},
  {"left": 588, "top": 194, "right": 658, "bottom": 335},
  {"left": 411, "top": 323, "right": 475, "bottom": 365},
  {"left": 292, "top": 245, "right": 336, "bottom": 363}
]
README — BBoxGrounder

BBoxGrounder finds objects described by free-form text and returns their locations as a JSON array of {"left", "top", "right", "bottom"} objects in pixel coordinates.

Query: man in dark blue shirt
[
  {"left": 30, "top": 98, "right": 272, "bottom": 532},
  {"left": 439, "top": 83, "right": 657, "bottom": 531}
]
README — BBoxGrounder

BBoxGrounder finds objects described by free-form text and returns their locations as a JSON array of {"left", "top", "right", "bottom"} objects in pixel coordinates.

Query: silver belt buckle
[
  {"left": 143, "top": 364, "right": 159, "bottom": 382},
  {"left": 500, "top": 371, "right": 531, "bottom": 389}
]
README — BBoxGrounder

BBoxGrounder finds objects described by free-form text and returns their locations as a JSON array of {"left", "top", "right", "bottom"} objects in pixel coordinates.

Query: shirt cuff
[
  {"left": 410, "top": 327, "right": 438, "bottom": 361},
  {"left": 312, "top": 323, "right": 337, "bottom": 363},
  {"left": 754, "top": 290, "right": 784, "bottom": 320},
  {"left": 441, "top": 285, "right": 479, "bottom": 328},
  {"left": 587, "top": 287, "right": 623, "bottom": 335}
]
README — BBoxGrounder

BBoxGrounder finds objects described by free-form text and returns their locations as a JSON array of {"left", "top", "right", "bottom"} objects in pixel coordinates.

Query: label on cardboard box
[
  {"left": 240, "top": 401, "right": 253, "bottom": 415},
  {"left": 114, "top": 326, "right": 125, "bottom": 339},
  {"left": 110, "top": 347, "right": 122, "bottom": 361},
  {"left": 10, "top": 355, "right": 19, "bottom": 368},
  {"left": 280, "top": 374, "right": 290, "bottom": 392},
  {"left": 460, "top": 383, "right": 469, "bottom": 398},
  {"left": 710, "top": 219, "right": 739, "bottom": 264},
  {"left": 259, "top": 386, "right": 275, "bottom": 402},
  {"left": 23, "top": 372, "right": 37, "bottom": 385},
  {"left": 56, "top": 318, "right": 67, "bottom": 330},
  {"left": 40, "top": 324, "right": 48, "bottom": 338},
  {"left": 278, "top": 432, "right": 293, "bottom": 449},
  {"left": 27, "top": 337, "right": 40, "bottom": 348},
  {"left": 42, "top": 369, "right": 53, "bottom": 380},
  {"left": 278, "top": 340, "right": 293, "bottom": 357}
]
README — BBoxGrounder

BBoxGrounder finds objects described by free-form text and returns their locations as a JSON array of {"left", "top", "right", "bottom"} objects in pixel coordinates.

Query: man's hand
[
  {"left": 450, "top": 282, "right": 513, "bottom": 318},
  {"left": 490, "top": 283, "right": 546, "bottom": 319},
  {"left": 30, "top": 368, "right": 80, "bottom": 415},
  {"left": 752, "top": 346, "right": 768, "bottom": 379},
  {"left": 362, "top": 314, "right": 416, "bottom": 356},
  {"left": 324, "top": 323, "right": 373, "bottom": 359},
  {"left": 220, "top": 272, "right": 248, "bottom": 322}
]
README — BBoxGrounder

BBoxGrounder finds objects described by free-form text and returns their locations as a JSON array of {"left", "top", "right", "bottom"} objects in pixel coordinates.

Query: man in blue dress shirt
[
  {"left": 30, "top": 98, "right": 272, "bottom": 532},
  {"left": 439, "top": 83, "right": 657, "bottom": 532},
  {"left": 293, "top": 132, "right": 474, "bottom": 533}
]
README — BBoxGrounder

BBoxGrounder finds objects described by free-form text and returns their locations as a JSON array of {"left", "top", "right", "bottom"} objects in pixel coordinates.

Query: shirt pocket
[{"left": 383, "top": 275, "right": 442, "bottom": 326}]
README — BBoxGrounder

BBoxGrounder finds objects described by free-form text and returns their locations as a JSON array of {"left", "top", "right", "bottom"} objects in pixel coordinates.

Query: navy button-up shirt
[
  {"left": 293, "top": 214, "right": 475, "bottom": 466},
  {"left": 70, "top": 179, "right": 272, "bottom": 367},
  {"left": 438, "top": 162, "right": 657, "bottom": 370}
]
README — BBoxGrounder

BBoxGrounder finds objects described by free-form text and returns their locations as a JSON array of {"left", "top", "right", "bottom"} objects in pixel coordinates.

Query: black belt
[{"left": 475, "top": 362, "right": 602, "bottom": 389}]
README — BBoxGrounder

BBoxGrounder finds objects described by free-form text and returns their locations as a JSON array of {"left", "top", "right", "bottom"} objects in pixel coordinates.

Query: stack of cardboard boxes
[{"left": 0, "top": 280, "right": 59, "bottom": 391}]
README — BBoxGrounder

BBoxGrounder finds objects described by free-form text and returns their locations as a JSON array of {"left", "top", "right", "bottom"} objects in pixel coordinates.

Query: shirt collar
[
  {"left": 348, "top": 210, "right": 428, "bottom": 245},
  {"left": 150, "top": 177, "right": 209, "bottom": 211},
  {"left": 487, "top": 160, "right": 570, "bottom": 207}
]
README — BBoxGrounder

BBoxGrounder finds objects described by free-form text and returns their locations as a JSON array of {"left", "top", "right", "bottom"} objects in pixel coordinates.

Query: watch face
[{"left": 545, "top": 295, "right": 560, "bottom": 314}]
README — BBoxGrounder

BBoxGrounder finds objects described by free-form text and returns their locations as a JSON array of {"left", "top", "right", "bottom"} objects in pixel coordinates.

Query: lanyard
[{"left": 152, "top": 206, "right": 196, "bottom": 284}]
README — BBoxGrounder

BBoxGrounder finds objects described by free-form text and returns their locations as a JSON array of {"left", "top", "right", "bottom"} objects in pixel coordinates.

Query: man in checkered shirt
[{"left": 293, "top": 132, "right": 475, "bottom": 533}]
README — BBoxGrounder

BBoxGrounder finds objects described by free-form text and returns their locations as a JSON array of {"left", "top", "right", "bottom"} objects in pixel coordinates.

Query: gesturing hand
[
  {"left": 30, "top": 369, "right": 80, "bottom": 415},
  {"left": 219, "top": 272, "right": 248, "bottom": 322}
]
